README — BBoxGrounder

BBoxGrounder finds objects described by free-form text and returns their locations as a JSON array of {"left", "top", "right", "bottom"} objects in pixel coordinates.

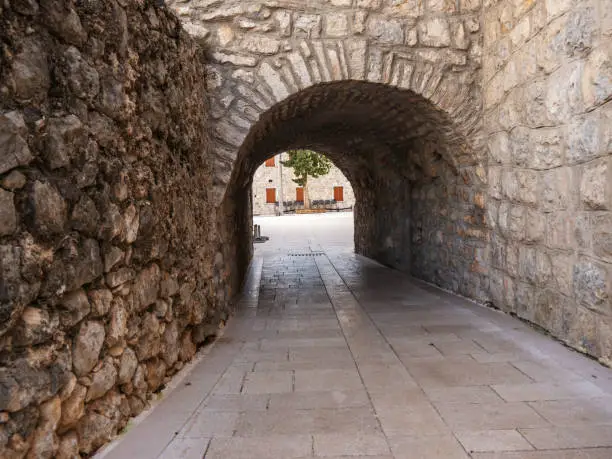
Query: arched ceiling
[{"left": 228, "top": 81, "right": 475, "bottom": 196}]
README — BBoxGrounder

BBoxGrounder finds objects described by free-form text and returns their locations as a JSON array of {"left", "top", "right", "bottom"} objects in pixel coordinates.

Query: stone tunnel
[
  {"left": 191, "top": 0, "right": 488, "bottom": 300},
  {"left": 0, "top": 0, "right": 611, "bottom": 456},
  {"left": 223, "top": 80, "right": 488, "bottom": 300}
]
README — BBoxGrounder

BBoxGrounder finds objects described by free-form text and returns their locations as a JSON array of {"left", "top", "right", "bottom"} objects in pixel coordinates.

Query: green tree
[{"left": 282, "top": 150, "right": 332, "bottom": 209}]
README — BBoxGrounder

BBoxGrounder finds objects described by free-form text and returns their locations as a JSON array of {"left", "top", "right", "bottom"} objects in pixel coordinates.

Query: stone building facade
[
  {"left": 252, "top": 153, "right": 356, "bottom": 215},
  {"left": 0, "top": 0, "right": 611, "bottom": 457}
]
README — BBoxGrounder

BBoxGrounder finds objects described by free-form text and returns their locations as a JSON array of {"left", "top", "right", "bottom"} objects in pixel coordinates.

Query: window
[
  {"left": 296, "top": 187, "right": 304, "bottom": 203},
  {"left": 333, "top": 186, "right": 344, "bottom": 202},
  {"left": 265, "top": 157, "right": 276, "bottom": 167},
  {"left": 266, "top": 188, "right": 276, "bottom": 204}
]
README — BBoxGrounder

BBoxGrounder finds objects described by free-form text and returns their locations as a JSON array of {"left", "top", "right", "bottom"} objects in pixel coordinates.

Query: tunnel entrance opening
[
  {"left": 220, "top": 81, "right": 488, "bottom": 303},
  {"left": 251, "top": 150, "right": 356, "bottom": 217},
  {"left": 251, "top": 150, "right": 357, "bottom": 254}
]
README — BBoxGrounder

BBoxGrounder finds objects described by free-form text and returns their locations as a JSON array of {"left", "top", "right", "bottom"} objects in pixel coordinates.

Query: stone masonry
[
  {"left": 251, "top": 152, "right": 355, "bottom": 215},
  {"left": 0, "top": 2, "right": 230, "bottom": 457},
  {"left": 0, "top": 0, "right": 611, "bottom": 456},
  {"left": 176, "top": 0, "right": 489, "bottom": 309},
  {"left": 169, "top": 0, "right": 611, "bottom": 368},
  {"left": 168, "top": 0, "right": 484, "bottom": 202},
  {"left": 483, "top": 0, "right": 612, "bottom": 364}
]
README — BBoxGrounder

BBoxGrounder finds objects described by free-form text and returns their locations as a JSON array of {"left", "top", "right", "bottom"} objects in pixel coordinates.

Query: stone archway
[
  {"left": 2, "top": 2, "right": 612, "bottom": 457},
  {"left": 169, "top": 0, "right": 488, "bottom": 299},
  {"left": 222, "top": 79, "right": 489, "bottom": 302},
  {"left": 168, "top": 0, "right": 484, "bottom": 199}
]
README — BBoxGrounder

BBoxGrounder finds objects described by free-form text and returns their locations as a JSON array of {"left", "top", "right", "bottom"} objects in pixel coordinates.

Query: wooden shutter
[
  {"left": 334, "top": 186, "right": 344, "bottom": 202},
  {"left": 266, "top": 188, "right": 276, "bottom": 203},
  {"left": 296, "top": 187, "right": 304, "bottom": 202},
  {"left": 265, "top": 157, "right": 276, "bottom": 167}
]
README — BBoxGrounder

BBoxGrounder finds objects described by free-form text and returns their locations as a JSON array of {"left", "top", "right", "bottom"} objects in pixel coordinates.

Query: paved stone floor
[{"left": 101, "top": 214, "right": 612, "bottom": 459}]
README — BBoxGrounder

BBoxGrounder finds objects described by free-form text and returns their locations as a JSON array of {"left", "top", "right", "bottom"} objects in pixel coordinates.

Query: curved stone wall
[
  {"left": 166, "top": 0, "right": 490, "bottom": 301},
  {"left": 0, "top": 1, "right": 230, "bottom": 457},
  {"left": 168, "top": 0, "right": 485, "bottom": 200},
  {"left": 224, "top": 80, "right": 489, "bottom": 300}
]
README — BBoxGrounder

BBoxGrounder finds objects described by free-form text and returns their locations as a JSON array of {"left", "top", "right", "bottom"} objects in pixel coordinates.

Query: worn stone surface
[
  {"left": 72, "top": 321, "right": 105, "bottom": 378},
  {"left": 0, "top": 112, "right": 33, "bottom": 175},
  {"left": 60, "top": 290, "right": 91, "bottom": 328},
  {"left": 76, "top": 412, "right": 115, "bottom": 456},
  {"left": 0, "top": 189, "right": 17, "bottom": 236},
  {"left": 109, "top": 228, "right": 612, "bottom": 459},
  {"left": 117, "top": 348, "right": 138, "bottom": 386},
  {"left": 86, "top": 359, "right": 117, "bottom": 402},
  {"left": 11, "top": 307, "right": 58, "bottom": 347},
  {"left": 60, "top": 384, "right": 87, "bottom": 432},
  {"left": 27, "top": 181, "right": 67, "bottom": 236},
  {"left": 0, "top": 359, "right": 55, "bottom": 412},
  {"left": 1, "top": 170, "right": 27, "bottom": 190},
  {"left": 88, "top": 289, "right": 112, "bottom": 318},
  {"left": 56, "top": 431, "right": 79, "bottom": 459}
]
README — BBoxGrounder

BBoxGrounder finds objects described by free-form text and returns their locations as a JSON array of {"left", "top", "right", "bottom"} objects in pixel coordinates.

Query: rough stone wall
[
  {"left": 483, "top": 0, "right": 612, "bottom": 364},
  {"left": 0, "top": 1, "right": 230, "bottom": 457},
  {"left": 1, "top": 0, "right": 608, "bottom": 456},
  {"left": 252, "top": 153, "right": 356, "bottom": 216}
]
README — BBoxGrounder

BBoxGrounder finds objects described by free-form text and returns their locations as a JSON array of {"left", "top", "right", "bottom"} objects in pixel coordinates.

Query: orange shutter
[
  {"left": 296, "top": 187, "right": 304, "bottom": 202},
  {"left": 334, "top": 186, "right": 344, "bottom": 202},
  {"left": 265, "top": 157, "right": 276, "bottom": 167},
  {"left": 266, "top": 188, "right": 276, "bottom": 203}
]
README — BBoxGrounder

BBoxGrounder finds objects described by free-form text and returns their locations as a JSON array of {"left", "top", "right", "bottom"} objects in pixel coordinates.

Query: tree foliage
[{"left": 281, "top": 149, "right": 332, "bottom": 187}]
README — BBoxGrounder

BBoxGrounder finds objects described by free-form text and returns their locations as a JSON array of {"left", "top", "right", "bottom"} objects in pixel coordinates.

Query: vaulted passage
[{"left": 223, "top": 81, "right": 489, "bottom": 301}]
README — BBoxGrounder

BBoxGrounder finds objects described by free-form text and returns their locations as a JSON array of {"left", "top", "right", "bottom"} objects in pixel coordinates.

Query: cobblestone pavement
[{"left": 102, "top": 215, "right": 612, "bottom": 459}]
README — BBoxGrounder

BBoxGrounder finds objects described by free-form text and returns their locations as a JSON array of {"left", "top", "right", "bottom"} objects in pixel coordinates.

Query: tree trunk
[{"left": 303, "top": 177, "right": 310, "bottom": 209}]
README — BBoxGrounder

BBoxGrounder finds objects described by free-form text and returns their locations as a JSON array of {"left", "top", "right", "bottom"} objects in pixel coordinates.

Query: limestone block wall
[
  {"left": 0, "top": 1, "right": 230, "bottom": 457},
  {"left": 252, "top": 153, "right": 356, "bottom": 216},
  {"left": 252, "top": 156, "right": 283, "bottom": 216},
  {"left": 483, "top": 0, "right": 612, "bottom": 364},
  {"left": 1, "top": 0, "right": 609, "bottom": 456}
]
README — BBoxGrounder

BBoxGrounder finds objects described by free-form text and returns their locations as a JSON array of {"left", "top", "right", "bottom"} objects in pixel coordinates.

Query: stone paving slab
[
  {"left": 471, "top": 450, "right": 612, "bottom": 459},
  {"left": 205, "top": 435, "right": 312, "bottom": 459},
  {"left": 101, "top": 215, "right": 612, "bottom": 458}
]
